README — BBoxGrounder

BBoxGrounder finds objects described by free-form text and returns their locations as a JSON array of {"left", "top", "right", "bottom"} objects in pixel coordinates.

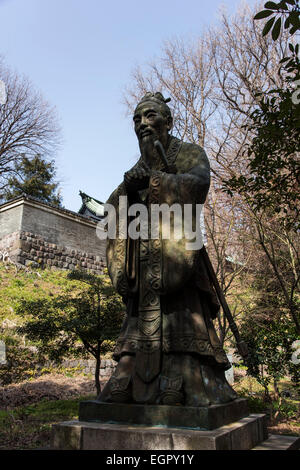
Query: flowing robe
[{"left": 103, "top": 135, "right": 234, "bottom": 405}]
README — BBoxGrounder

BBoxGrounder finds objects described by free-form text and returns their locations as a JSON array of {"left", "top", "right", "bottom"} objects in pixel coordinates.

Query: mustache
[{"left": 140, "top": 128, "right": 153, "bottom": 136}]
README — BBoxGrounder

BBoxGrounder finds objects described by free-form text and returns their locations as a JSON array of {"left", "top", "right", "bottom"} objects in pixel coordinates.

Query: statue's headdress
[{"left": 135, "top": 92, "right": 172, "bottom": 118}]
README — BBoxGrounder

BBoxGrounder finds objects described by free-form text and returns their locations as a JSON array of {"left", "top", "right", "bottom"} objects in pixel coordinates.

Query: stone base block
[
  {"left": 51, "top": 413, "right": 267, "bottom": 450},
  {"left": 79, "top": 398, "right": 249, "bottom": 430}
]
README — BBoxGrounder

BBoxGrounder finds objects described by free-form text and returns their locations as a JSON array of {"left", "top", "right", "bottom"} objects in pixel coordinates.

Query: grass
[
  {"left": 0, "top": 374, "right": 298, "bottom": 450},
  {"left": 0, "top": 394, "right": 96, "bottom": 450},
  {"left": 0, "top": 262, "right": 84, "bottom": 326}
]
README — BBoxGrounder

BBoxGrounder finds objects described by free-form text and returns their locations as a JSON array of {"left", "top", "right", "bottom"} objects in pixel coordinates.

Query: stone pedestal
[
  {"left": 51, "top": 414, "right": 267, "bottom": 450},
  {"left": 51, "top": 398, "right": 273, "bottom": 450},
  {"left": 79, "top": 398, "right": 249, "bottom": 430}
]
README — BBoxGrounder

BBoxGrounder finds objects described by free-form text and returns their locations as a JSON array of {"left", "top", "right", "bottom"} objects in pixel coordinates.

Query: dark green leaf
[
  {"left": 272, "top": 17, "right": 282, "bottom": 40},
  {"left": 262, "top": 16, "right": 276, "bottom": 35},
  {"left": 254, "top": 10, "right": 275, "bottom": 19},
  {"left": 280, "top": 56, "right": 291, "bottom": 63},
  {"left": 284, "top": 16, "right": 291, "bottom": 28},
  {"left": 289, "top": 43, "right": 295, "bottom": 52},
  {"left": 278, "top": 1, "right": 288, "bottom": 9},
  {"left": 289, "top": 25, "right": 299, "bottom": 34},
  {"left": 278, "top": 2, "right": 287, "bottom": 9},
  {"left": 264, "top": 1, "right": 281, "bottom": 9},
  {"left": 286, "top": 58, "right": 296, "bottom": 67},
  {"left": 289, "top": 11, "right": 300, "bottom": 28},
  {"left": 262, "top": 16, "right": 276, "bottom": 36},
  {"left": 284, "top": 0, "right": 296, "bottom": 5},
  {"left": 295, "top": 44, "right": 299, "bottom": 54}
]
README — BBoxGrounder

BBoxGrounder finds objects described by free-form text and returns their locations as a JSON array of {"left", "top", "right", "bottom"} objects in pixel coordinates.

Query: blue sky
[{"left": 0, "top": 0, "right": 259, "bottom": 211}]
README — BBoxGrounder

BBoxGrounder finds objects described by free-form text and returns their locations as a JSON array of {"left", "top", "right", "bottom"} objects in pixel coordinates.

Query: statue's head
[{"left": 133, "top": 92, "right": 173, "bottom": 149}]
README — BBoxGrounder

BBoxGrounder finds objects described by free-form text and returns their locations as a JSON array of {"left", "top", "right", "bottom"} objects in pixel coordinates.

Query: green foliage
[
  {"left": 0, "top": 332, "right": 47, "bottom": 385},
  {"left": 244, "top": 395, "right": 270, "bottom": 414},
  {"left": 237, "top": 383, "right": 299, "bottom": 420},
  {"left": 224, "top": 83, "right": 300, "bottom": 229},
  {"left": 224, "top": 85, "right": 300, "bottom": 230},
  {"left": 0, "top": 263, "right": 97, "bottom": 385},
  {"left": 236, "top": 236, "right": 299, "bottom": 393},
  {"left": 240, "top": 311, "right": 299, "bottom": 393},
  {"left": 234, "top": 372, "right": 299, "bottom": 426},
  {"left": 224, "top": 1, "right": 300, "bottom": 231},
  {"left": 15, "top": 269, "right": 124, "bottom": 393},
  {"left": 254, "top": 1, "right": 300, "bottom": 38},
  {"left": 2, "top": 154, "right": 62, "bottom": 206},
  {"left": 272, "top": 398, "right": 299, "bottom": 418},
  {"left": 0, "top": 262, "right": 75, "bottom": 323}
]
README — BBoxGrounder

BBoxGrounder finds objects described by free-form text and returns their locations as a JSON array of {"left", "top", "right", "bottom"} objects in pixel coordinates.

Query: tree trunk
[
  {"left": 95, "top": 354, "right": 101, "bottom": 396},
  {"left": 289, "top": 302, "right": 300, "bottom": 336},
  {"left": 263, "top": 385, "right": 271, "bottom": 403},
  {"left": 273, "top": 380, "right": 282, "bottom": 420},
  {"left": 273, "top": 379, "right": 280, "bottom": 401}
]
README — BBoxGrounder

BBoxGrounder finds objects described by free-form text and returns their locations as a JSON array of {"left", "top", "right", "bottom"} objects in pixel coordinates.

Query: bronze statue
[{"left": 99, "top": 92, "right": 237, "bottom": 406}]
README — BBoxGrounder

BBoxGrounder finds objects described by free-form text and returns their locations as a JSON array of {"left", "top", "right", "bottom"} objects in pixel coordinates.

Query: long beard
[
  {"left": 139, "top": 134, "right": 170, "bottom": 170},
  {"left": 146, "top": 151, "right": 161, "bottom": 170}
]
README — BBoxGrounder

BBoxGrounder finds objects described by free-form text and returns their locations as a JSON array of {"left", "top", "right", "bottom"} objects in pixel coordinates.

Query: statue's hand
[{"left": 124, "top": 163, "right": 150, "bottom": 192}]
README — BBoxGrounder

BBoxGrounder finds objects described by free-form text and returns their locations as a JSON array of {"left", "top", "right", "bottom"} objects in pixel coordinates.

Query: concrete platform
[
  {"left": 51, "top": 413, "right": 268, "bottom": 450},
  {"left": 79, "top": 398, "right": 249, "bottom": 430}
]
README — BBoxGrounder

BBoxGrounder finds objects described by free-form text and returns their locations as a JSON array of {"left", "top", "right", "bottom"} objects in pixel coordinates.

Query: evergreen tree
[{"left": 2, "top": 154, "right": 62, "bottom": 206}]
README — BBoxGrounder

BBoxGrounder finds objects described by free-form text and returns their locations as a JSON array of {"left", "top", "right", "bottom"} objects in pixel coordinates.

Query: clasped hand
[{"left": 124, "top": 162, "right": 151, "bottom": 192}]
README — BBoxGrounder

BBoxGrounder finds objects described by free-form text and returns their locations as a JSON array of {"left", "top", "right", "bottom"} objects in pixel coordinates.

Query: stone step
[{"left": 252, "top": 434, "right": 300, "bottom": 450}]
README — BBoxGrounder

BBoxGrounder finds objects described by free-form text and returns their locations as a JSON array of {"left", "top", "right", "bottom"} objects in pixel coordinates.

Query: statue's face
[{"left": 133, "top": 101, "right": 172, "bottom": 149}]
